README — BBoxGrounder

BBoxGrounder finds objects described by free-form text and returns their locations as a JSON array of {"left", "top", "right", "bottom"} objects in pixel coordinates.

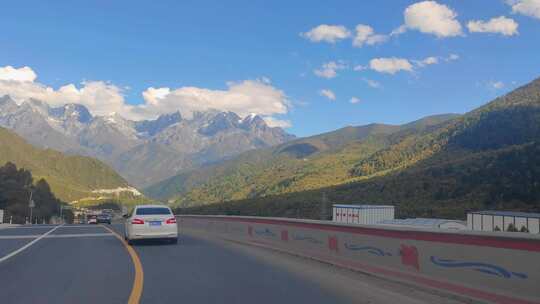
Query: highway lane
[
  {"left": 0, "top": 223, "right": 471, "bottom": 304},
  {"left": 0, "top": 224, "right": 133, "bottom": 304},
  {"left": 110, "top": 225, "right": 353, "bottom": 304},
  {"left": 127, "top": 226, "right": 468, "bottom": 304}
]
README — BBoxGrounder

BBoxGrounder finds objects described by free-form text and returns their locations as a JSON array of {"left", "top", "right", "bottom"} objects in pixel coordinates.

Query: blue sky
[{"left": 1, "top": 0, "right": 539, "bottom": 136}]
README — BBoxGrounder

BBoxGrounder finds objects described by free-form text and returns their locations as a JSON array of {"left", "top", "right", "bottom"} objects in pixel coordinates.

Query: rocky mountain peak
[
  {"left": 0, "top": 94, "right": 15, "bottom": 104},
  {"left": 23, "top": 98, "right": 51, "bottom": 116},
  {"left": 240, "top": 114, "right": 267, "bottom": 130},
  {"left": 198, "top": 111, "right": 242, "bottom": 136},
  {"left": 50, "top": 103, "right": 93, "bottom": 123},
  {"left": 134, "top": 111, "right": 182, "bottom": 137},
  {"left": 0, "top": 95, "right": 18, "bottom": 111}
]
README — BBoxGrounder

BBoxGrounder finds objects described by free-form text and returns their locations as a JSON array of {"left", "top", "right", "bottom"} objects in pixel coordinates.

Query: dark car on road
[{"left": 97, "top": 213, "right": 112, "bottom": 224}]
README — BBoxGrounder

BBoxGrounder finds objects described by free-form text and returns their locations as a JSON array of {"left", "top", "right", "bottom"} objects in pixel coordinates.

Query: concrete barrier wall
[{"left": 179, "top": 215, "right": 540, "bottom": 304}]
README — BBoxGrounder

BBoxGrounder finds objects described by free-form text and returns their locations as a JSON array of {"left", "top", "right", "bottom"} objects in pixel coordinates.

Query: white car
[
  {"left": 124, "top": 205, "right": 178, "bottom": 245},
  {"left": 87, "top": 215, "right": 98, "bottom": 224}
]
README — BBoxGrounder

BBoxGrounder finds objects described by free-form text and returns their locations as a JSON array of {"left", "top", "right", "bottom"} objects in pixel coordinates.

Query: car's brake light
[
  {"left": 166, "top": 217, "right": 176, "bottom": 224},
  {"left": 131, "top": 218, "right": 145, "bottom": 224}
]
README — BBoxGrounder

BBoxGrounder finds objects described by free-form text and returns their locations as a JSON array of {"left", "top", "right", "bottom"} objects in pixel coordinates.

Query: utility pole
[
  {"left": 28, "top": 190, "right": 35, "bottom": 225},
  {"left": 320, "top": 192, "right": 329, "bottom": 220}
]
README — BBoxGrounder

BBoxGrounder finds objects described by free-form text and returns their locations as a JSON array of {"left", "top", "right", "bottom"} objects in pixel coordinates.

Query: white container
[
  {"left": 467, "top": 211, "right": 540, "bottom": 234},
  {"left": 0, "top": 209, "right": 4, "bottom": 224},
  {"left": 332, "top": 204, "right": 394, "bottom": 225}
]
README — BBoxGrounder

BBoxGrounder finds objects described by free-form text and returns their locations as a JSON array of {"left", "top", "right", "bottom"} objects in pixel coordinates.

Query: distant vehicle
[
  {"left": 87, "top": 215, "right": 97, "bottom": 224},
  {"left": 124, "top": 205, "right": 178, "bottom": 245},
  {"left": 97, "top": 213, "right": 112, "bottom": 224}
]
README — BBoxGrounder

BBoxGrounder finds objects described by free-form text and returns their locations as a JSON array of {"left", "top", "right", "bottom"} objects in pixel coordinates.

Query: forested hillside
[
  {"left": 178, "top": 77, "right": 540, "bottom": 219},
  {"left": 0, "top": 162, "right": 73, "bottom": 224},
  {"left": 146, "top": 114, "right": 457, "bottom": 204},
  {"left": 0, "top": 127, "right": 129, "bottom": 202}
]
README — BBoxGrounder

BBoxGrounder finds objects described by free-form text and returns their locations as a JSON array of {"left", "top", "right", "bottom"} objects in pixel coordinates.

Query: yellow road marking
[{"left": 102, "top": 225, "right": 144, "bottom": 304}]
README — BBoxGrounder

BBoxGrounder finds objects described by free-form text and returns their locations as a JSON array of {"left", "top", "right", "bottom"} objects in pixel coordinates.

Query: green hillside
[
  {"left": 145, "top": 113, "right": 458, "bottom": 205},
  {"left": 0, "top": 162, "right": 74, "bottom": 224},
  {"left": 178, "top": 77, "right": 540, "bottom": 219},
  {"left": 0, "top": 127, "right": 129, "bottom": 202}
]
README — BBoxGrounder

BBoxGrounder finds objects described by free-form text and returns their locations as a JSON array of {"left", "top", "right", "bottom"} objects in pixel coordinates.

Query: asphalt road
[{"left": 0, "top": 223, "right": 471, "bottom": 304}]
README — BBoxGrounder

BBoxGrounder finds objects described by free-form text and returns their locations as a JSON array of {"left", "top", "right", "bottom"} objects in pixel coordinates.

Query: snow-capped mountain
[{"left": 0, "top": 95, "right": 294, "bottom": 187}]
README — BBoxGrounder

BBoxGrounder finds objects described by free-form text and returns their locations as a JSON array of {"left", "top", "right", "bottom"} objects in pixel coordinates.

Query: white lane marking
[
  {"left": 4, "top": 225, "right": 93, "bottom": 229},
  {"left": 0, "top": 233, "right": 114, "bottom": 239},
  {"left": 47, "top": 233, "right": 114, "bottom": 238},
  {"left": 54, "top": 225, "right": 103, "bottom": 228},
  {"left": 0, "top": 225, "right": 63, "bottom": 263},
  {"left": 3, "top": 225, "right": 57, "bottom": 229},
  {"left": 0, "top": 235, "right": 40, "bottom": 239}
]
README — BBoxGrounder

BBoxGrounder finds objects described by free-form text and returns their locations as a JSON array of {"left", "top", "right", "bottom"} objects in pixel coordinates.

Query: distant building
[
  {"left": 376, "top": 218, "right": 468, "bottom": 230},
  {"left": 467, "top": 211, "right": 540, "bottom": 234},
  {"left": 332, "top": 204, "right": 394, "bottom": 225}
]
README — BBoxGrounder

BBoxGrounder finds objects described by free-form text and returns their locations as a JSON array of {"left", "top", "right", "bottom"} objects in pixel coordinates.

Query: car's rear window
[{"left": 135, "top": 207, "right": 171, "bottom": 215}]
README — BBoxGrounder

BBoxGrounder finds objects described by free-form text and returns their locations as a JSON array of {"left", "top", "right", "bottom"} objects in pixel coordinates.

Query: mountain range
[
  {"left": 2, "top": 76, "right": 539, "bottom": 218},
  {"left": 149, "top": 77, "right": 540, "bottom": 219},
  {"left": 0, "top": 96, "right": 294, "bottom": 187}
]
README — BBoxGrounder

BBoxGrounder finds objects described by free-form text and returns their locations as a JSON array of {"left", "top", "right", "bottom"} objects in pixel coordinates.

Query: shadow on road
[{"left": 130, "top": 239, "right": 178, "bottom": 247}]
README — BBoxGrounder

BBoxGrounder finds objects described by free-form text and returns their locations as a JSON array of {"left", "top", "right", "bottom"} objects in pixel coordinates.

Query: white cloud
[
  {"left": 401, "top": 1, "right": 463, "bottom": 37},
  {"left": 352, "top": 24, "right": 388, "bottom": 47},
  {"left": 139, "top": 79, "right": 289, "bottom": 120},
  {"left": 0, "top": 65, "right": 291, "bottom": 125},
  {"left": 0, "top": 66, "right": 37, "bottom": 82},
  {"left": 0, "top": 76, "right": 131, "bottom": 118},
  {"left": 414, "top": 56, "right": 439, "bottom": 67},
  {"left": 507, "top": 0, "right": 540, "bottom": 19},
  {"left": 369, "top": 57, "right": 414, "bottom": 74},
  {"left": 447, "top": 53, "right": 460, "bottom": 61},
  {"left": 349, "top": 97, "right": 361, "bottom": 104},
  {"left": 423, "top": 57, "right": 439, "bottom": 65},
  {"left": 467, "top": 16, "right": 519, "bottom": 36},
  {"left": 314, "top": 61, "right": 347, "bottom": 79},
  {"left": 363, "top": 78, "right": 381, "bottom": 88},
  {"left": 390, "top": 25, "right": 408, "bottom": 36},
  {"left": 362, "top": 54, "right": 456, "bottom": 75},
  {"left": 489, "top": 81, "right": 505, "bottom": 89},
  {"left": 301, "top": 24, "right": 351, "bottom": 43},
  {"left": 319, "top": 89, "right": 336, "bottom": 101},
  {"left": 142, "top": 87, "right": 171, "bottom": 105},
  {"left": 262, "top": 116, "right": 291, "bottom": 128},
  {"left": 353, "top": 65, "right": 367, "bottom": 71}
]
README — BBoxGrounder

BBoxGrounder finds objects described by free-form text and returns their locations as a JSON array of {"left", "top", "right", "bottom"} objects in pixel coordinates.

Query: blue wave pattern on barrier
[
  {"left": 254, "top": 228, "right": 276, "bottom": 237},
  {"left": 430, "top": 256, "right": 527, "bottom": 279},
  {"left": 344, "top": 243, "right": 392, "bottom": 256},
  {"left": 293, "top": 234, "right": 322, "bottom": 244}
]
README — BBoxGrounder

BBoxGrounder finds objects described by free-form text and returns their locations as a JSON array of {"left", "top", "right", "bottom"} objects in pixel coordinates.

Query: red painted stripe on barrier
[
  {"left": 182, "top": 216, "right": 540, "bottom": 252},
  {"left": 229, "top": 237, "right": 538, "bottom": 304}
]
